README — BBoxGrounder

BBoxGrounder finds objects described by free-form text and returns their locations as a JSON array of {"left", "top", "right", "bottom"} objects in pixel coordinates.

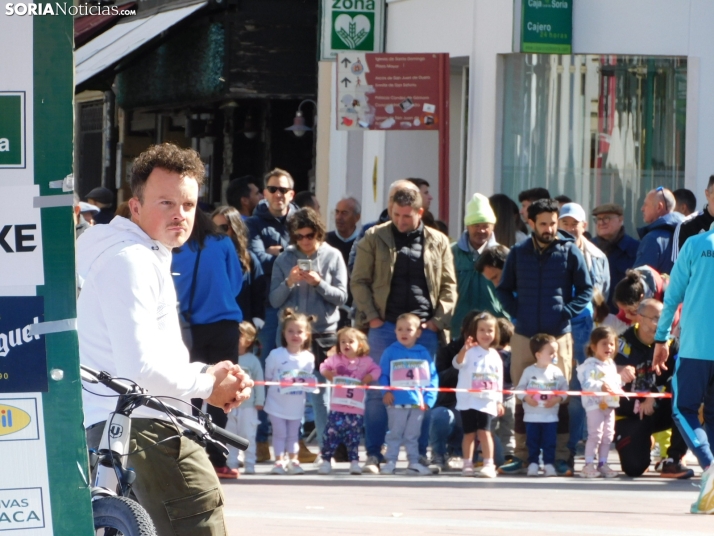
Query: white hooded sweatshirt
[{"left": 77, "top": 217, "right": 214, "bottom": 426}]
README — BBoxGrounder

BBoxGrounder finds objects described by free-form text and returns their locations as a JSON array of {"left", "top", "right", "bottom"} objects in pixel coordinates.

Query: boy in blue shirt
[{"left": 379, "top": 313, "right": 439, "bottom": 476}]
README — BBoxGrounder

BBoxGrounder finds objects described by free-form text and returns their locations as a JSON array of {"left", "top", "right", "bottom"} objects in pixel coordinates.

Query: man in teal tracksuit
[{"left": 654, "top": 228, "right": 714, "bottom": 514}]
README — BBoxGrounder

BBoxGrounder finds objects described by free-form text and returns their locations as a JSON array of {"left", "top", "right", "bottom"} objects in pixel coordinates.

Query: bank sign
[
  {"left": 0, "top": 92, "right": 25, "bottom": 168},
  {"left": 320, "top": 0, "right": 385, "bottom": 60},
  {"left": 517, "top": 0, "right": 572, "bottom": 54}
]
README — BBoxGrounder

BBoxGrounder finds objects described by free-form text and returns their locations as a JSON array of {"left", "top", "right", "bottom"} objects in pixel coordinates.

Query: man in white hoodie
[{"left": 78, "top": 143, "right": 253, "bottom": 536}]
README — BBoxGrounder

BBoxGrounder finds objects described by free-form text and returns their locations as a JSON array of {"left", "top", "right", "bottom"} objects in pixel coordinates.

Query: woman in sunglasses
[
  {"left": 212, "top": 206, "right": 267, "bottom": 330},
  {"left": 269, "top": 207, "right": 349, "bottom": 457}
]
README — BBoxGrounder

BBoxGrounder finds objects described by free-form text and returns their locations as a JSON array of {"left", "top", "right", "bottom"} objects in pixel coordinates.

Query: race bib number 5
[
  {"left": 278, "top": 370, "right": 318, "bottom": 395},
  {"left": 331, "top": 376, "right": 365, "bottom": 412},
  {"left": 390, "top": 359, "right": 430, "bottom": 388}
]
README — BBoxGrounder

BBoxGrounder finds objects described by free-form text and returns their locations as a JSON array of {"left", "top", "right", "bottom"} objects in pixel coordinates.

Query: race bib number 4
[
  {"left": 278, "top": 370, "right": 318, "bottom": 395},
  {"left": 390, "top": 359, "right": 430, "bottom": 388},
  {"left": 331, "top": 376, "right": 365, "bottom": 411}
]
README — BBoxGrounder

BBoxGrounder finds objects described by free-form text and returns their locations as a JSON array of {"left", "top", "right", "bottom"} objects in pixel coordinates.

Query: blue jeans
[
  {"left": 256, "top": 306, "right": 279, "bottom": 443},
  {"left": 526, "top": 421, "right": 558, "bottom": 465},
  {"left": 429, "top": 406, "right": 463, "bottom": 458},
  {"left": 310, "top": 370, "right": 329, "bottom": 449},
  {"left": 568, "top": 313, "right": 592, "bottom": 455},
  {"left": 364, "top": 322, "right": 438, "bottom": 459}
]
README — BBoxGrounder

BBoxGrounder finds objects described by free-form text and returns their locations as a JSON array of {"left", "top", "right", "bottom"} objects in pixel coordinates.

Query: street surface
[{"left": 221, "top": 451, "right": 710, "bottom": 536}]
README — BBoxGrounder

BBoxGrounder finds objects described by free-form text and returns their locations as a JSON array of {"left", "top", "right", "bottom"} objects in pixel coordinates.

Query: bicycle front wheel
[{"left": 93, "top": 496, "right": 156, "bottom": 536}]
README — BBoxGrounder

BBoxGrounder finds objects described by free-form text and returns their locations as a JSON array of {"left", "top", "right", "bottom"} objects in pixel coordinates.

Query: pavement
[{"left": 220, "top": 449, "right": 711, "bottom": 536}]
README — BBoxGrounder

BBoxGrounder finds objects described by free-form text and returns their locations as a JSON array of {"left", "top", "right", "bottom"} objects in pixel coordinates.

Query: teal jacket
[
  {"left": 450, "top": 232, "right": 508, "bottom": 334},
  {"left": 655, "top": 229, "right": 714, "bottom": 360}
]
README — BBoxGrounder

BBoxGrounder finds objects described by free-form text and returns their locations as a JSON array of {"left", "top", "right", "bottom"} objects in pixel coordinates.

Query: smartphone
[{"left": 297, "top": 259, "right": 312, "bottom": 271}]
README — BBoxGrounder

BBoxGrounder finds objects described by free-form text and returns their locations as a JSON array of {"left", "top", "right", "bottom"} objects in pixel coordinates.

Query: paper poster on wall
[{"left": 0, "top": 185, "right": 44, "bottom": 289}]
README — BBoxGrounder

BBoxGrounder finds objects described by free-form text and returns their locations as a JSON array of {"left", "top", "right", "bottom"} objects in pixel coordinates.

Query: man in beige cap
[
  {"left": 591, "top": 203, "right": 639, "bottom": 312},
  {"left": 450, "top": 193, "right": 508, "bottom": 333}
]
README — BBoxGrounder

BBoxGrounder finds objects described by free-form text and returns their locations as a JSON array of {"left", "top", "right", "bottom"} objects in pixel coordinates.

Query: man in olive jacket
[{"left": 351, "top": 187, "right": 457, "bottom": 473}]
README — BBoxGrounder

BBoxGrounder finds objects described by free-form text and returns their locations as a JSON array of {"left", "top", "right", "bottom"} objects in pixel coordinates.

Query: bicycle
[{"left": 80, "top": 364, "right": 249, "bottom": 536}]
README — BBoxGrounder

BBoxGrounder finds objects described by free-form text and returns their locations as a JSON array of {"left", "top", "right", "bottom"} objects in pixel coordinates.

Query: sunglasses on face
[
  {"left": 656, "top": 186, "right": 669, "bottom": 211},
  {"left": 595, "top": 216, "right": 613, "bottom": 224},
  {"left": 266, "top": 186, "right": 292, "bottom": 195},
  {"left": 217, "top": 224, "right": 229, "bottom": 232},
  {"left": 294, "top": 232, "right": 316, "bottom": 241}
]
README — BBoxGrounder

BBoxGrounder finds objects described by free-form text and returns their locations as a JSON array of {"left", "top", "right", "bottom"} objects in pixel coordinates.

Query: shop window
[{"left": 501, "top": 54, "right": 687, "bottom": 234}]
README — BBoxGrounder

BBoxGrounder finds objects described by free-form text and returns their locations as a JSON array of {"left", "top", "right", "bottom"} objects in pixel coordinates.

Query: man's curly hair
[{"left": 130, "top": 143, "right": 205, "bottom": 201}]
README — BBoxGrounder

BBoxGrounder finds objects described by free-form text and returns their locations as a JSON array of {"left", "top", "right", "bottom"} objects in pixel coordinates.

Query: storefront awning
[
  {"left": 75, "top": 1, "right": 206, "bottom": 86},
  {"left": 74, "top": 2, "right": 137, "bottom": 48}
]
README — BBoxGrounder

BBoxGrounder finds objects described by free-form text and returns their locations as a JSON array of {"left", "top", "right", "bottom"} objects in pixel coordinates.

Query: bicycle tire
[{"left": 93, "top": 496, "right": 157, "bottom": 536}]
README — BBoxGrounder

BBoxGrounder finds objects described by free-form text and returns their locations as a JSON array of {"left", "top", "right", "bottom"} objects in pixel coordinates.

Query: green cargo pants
[{"left": 87, "top": 418, "right": 227, "bottom": 536}]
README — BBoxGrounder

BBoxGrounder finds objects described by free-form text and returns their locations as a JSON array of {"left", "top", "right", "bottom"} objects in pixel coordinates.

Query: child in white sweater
[{"left": 225, "top": 322, "right": 265, "bottom": 474}]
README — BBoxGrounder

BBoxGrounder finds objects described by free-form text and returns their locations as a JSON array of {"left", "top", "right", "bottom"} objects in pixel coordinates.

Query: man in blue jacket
[
  {"left": 634, "top": 187, "right": 684, "bottom": 274},
  {"left": 654, "top": 229, "right": 714, "bottom": 514},
  {"left": 496, "top": 198, "right": 593, "bottom": 476}
]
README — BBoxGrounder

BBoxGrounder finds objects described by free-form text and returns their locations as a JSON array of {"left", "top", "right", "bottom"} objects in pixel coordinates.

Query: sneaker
[
  {"left": 362, "top": 455, "right": 381, "bottom": 474},
  {"left": 215, "top": 466, "right": 239, "bottom": 479},
  {"left": 287, "top": 460, "right": 305, "bottom": 475},
  {"left": 243, "top": 463, "right": 255, "bottom": 475},
  {"left": 498, "top": 457, "right": 526, "bottom": 475},
  {"left": 428, "top": 454, "right": 448, "bottom": 474},
  {"left": 256, "top": 442, "right": 271, "bottom": 463},
  {"left": 598, "top": 463, "right": 618, "bottom": 478},
  {"left": 349, "top": 461, "right": 362, "bottom": 475},
  {"left": 691, "top": 464, "right": 714, "bottom": 514},
  {"left": 462, "top": 464, "right": 474, "bottom": 477},
  {"left": 527, "top": 463, "right": 540, "bottom": 477},
  {"left": 419, "top": 455, "right": 440, "bottom": 474},
  {"left": 476, "top": 464, "right": 497, "bottom": 478},
  {"left": 447, "top": 456, "right": 462, "bottom": 471},
  {"left": 270, "top": 462, "right": 286, "bottom": 475},
  {"left": 660, "top": 458, "right": 694, "bottom": 479},
  {"left": 407, "top": 462, "right": 432, "bottom": 476},
  {"left": 580, "top": 462, "right": 601, "bottom": 478},
  {"left": 554, "top": 459, "right": 573, "bottom": 477},
  {"left": 543, "top": 464, "right": 557, "bottom": 477},
  {"left": 317, "top": 460, "right": 332, "bottom": 475},
  {"left": 380, "top": 461, "right": 396, "bottom": 475}
]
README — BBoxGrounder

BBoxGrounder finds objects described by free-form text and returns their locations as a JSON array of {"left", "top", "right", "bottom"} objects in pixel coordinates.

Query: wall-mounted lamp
[{"left": 285, "top": 99, "right": 317, "bottom": 138}]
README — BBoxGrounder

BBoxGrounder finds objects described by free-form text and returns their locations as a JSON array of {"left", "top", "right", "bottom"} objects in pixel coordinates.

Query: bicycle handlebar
[{"left": 81, "top": 365, "right": 249, "bottom": 451}]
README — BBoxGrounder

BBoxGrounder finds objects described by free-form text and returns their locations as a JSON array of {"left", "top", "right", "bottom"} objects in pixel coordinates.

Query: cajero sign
[
  {"left": 0, "top": 92, "right": 25, "bottom": 168},
  {"left": 320, "top": 0, "right": 384, "bottom": 61}
]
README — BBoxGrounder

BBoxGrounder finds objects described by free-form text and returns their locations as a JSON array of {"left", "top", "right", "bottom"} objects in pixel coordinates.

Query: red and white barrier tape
[{"left": 253, "top": 381, "right": 672, "bottom": 399}]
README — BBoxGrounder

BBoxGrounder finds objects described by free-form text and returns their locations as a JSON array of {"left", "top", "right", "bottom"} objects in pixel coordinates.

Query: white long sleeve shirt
[{"left": 77, "top": 217, "right": 214, "bottom": 426}]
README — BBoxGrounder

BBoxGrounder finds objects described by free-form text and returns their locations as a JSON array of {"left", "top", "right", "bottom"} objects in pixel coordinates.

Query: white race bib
[
  {"left": 390, "top": 359, "right": 430, "bottom": 388},
  {"left": 330, "top": 376, "right": 366, "bottom": 411},
  {"left": 277, "top": 370, "right": 318, "bottom": 395}
]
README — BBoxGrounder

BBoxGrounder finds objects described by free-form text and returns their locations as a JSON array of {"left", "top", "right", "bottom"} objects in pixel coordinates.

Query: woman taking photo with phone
[{"left": 269, "top": 207, "right": 349, "bottom": 457}]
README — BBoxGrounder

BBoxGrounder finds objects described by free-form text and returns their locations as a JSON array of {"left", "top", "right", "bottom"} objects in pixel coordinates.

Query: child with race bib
[
  {"left": 318, "top": 327, "right": 381, "bottom": 475},
  {"left": 515, "top": 334, "right": 568, "bottom": 477},
  {"left": 263, "top": 308, "right": 317, "bottom": 475},
  {"left": 379, "top": 313, "right": 438, "bottom": 476},
  {"left": 577, "top": 326, "right": 623, "bottom": 478},
  {"left": 453, "top": 312, "right": 503, "bottom": 478}
]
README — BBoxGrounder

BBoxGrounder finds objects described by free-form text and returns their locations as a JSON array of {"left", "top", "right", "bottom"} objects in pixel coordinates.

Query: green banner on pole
[
  {"left": 0, "top": 8, "right": 95, "bottom": 536},
  {"left": 519, "top": 0, "right": 572, "bottom": 54}
]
